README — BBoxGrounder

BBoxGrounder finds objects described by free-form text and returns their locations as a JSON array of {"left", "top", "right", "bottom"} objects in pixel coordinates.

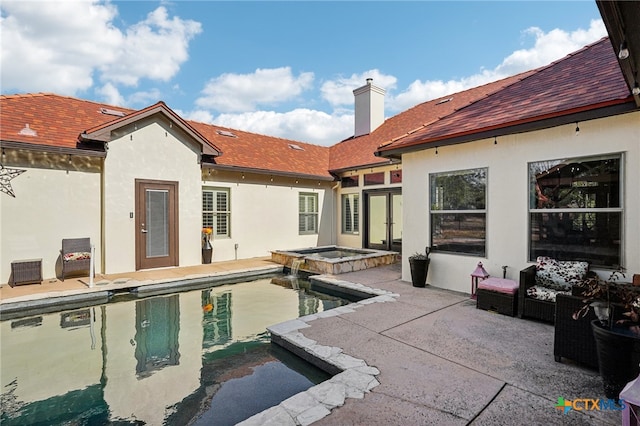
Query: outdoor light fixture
[
  {"left": 575, "top": 122, "right": 580, "bottom": 136},
  {"left": 633, "top": 81, "right": 640, "bottom": 96},
  {"left": 435, "top": 146, "right": 438, "bottom": 155},
  {"left": 494, "top": 137, "right": 497, "bottom": 145},
  {"left": 618, "top": 41, "right": 630, "bottom": 60}
]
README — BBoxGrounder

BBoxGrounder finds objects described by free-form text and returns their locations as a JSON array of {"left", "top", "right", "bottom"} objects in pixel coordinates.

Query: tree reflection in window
[
  {"left": 528, "top": 155, "right": 622, "bottom": 267},
  {"left": 430, "top": 168, "right": 487, "bottom": 256}
]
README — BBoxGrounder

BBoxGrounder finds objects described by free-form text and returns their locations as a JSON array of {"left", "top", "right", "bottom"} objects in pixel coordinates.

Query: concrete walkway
[
  {"left": 256, "top": 264, "right": 620, "bottom": 425},
  {"left": 0, "top": 260, "right": 622, "bottom": 424}
]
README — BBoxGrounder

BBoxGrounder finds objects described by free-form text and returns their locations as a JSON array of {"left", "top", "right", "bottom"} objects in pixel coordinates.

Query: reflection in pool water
[{"left": 0, "top": 276, "right": 351, "bottom": 425}]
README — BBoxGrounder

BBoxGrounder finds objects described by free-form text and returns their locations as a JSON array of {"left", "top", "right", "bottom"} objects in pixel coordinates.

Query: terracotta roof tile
[
  {"left": 190, "top": 122, "right": 331, "bottom": 179},
  {"left": 0, "top": 93, "right": 133, "bottom": 149},
  {"left": 328, "top": 71, "right": 533, "bottom": 172},
  {"left": 380, "top": 37, "right": 632, "bottom": 152},
  {"left": 0, "top": 93, "right": 332, "bottom": 179}
]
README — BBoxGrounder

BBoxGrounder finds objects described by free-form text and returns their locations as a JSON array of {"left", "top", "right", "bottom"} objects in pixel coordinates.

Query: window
[
  {"left": 430, "top": 168, "right": 487, "bottom": 256},
  {"left": 364, "top": 172, "right": 384, "bottom": 186},
  {"left": 341, "top": 176, "right": 359, "bottom": 188},
  {"left": 203, "top": 188, "right": 230, "bottom": 238},
  {"left": 341, "top": 194, "right": 359, "bottom": 234},
  {"left": 529, "top": 154, "right": 621, "bottom": 267},
  {"left": 299, "top": 193, "right": 318, "bottom": 234}
]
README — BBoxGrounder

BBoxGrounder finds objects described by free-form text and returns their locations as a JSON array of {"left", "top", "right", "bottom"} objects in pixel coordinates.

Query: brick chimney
[{"left": 353, "top": 78, "right": 385, "bottom": 137}]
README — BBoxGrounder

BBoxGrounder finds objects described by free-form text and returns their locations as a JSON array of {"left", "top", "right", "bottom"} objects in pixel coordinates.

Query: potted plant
[
  {"left": 202, "top": 227, "right": 213, "bottom": 264},
  {"left": 409, "top": 247, "right": 430, "bottom": 288},
  {"left": 573, "top": 270, "right": 640, "bottom": 400}
]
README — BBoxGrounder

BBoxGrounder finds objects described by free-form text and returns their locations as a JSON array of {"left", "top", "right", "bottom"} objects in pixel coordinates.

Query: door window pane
[{"left": 146, "top": 190, "right": 169, "bottom": 257}]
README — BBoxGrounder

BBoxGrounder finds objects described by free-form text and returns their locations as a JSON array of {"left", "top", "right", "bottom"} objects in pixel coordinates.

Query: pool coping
[
  {"left": 240, "top": 274, "right": 399, "bottom": 426},
  {"left": 0, "top": 265, "right": 283, "bottom": 320}
]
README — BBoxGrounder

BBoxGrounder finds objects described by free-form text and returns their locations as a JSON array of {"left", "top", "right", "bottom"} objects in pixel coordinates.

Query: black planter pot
[
  {"left": 591, "top": 320, "right": 640, "bottom": 400},
  {"left": 409, "top": 258, "right": 430, "bottom": 288},
  {"left": 202, "top": 248, "right": 213, "bottom": 264}
]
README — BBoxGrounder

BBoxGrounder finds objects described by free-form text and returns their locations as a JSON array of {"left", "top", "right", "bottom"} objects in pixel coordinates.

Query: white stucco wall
[
  {"left": 202, "top": 170, "right": 335, "bottom": 261},
  {"left": 103, "top": 117, "right": 202, "bottom": 273},
  {"left": 401, "top": 112, "right": 640, "bottom": 293},
  {"left": 0, "top": 153, "right": 101, "bottom": 282}
]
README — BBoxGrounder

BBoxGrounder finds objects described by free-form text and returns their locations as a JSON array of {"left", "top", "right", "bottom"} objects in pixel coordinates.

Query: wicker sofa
[{"left": 518, "top": 257, "right": 591, "bottom": 323}]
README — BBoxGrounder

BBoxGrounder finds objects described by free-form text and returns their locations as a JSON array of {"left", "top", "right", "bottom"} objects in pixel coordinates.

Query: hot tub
[{"left": 271, "top": 245, "right": 398, "bottom": 275}]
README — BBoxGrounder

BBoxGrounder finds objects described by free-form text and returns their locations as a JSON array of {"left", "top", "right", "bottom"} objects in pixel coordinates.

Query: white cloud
[
  {"left": 211, "top": 109, "right": 353, "bottom": 146},
  {"left": 0, "top": 1, "right": 200, "bottom": 100},
  {"left": 195, "top": 67, "right": 314, "bottom": 112},
  {"left": 190, "top": 21, "right": 607, "bottom": 145},
  {"left": 320, "top": 70, "right": 397, "bottom": 107},
  {"left": 99, "top": 6, "right": 201, "bottom": 86},
  {"left": 387, "top": 19, "right": 607, "bottom": 113},
  {"left": 96, "top": 83, "right": 125, "bottom": 107}
]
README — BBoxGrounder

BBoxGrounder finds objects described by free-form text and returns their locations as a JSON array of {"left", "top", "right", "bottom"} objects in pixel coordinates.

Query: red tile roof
[
  {"left": 328, "top": 71, "right": 534, "bottom": 172},
  {"left": 378, "top": 37, "right": 634, "bottom": 154},
  {"left": 189, "top": 121, "right": 332, "bottom": 179},
  {"left": 0, "top": 93, "right": 133, "bottom": 149},
  {"left": 0, "top": 93, "right": 332, "bottom": 179},
  {"left": 1, "top": 38, "right": 633, "bottom": 179}
]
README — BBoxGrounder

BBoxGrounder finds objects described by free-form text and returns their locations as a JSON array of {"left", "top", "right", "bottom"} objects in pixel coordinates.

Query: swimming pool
[{"left": 0, "top": 275, "right": 355, "bottom": 425}]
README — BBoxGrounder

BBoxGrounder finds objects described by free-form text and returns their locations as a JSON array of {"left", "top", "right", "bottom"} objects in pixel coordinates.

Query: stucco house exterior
[
  {"left": 377, "top": 37, "right": 639, "bottom": 293},
  {"left": 1, "top": 31, "right": 638, "bottom": 291}
]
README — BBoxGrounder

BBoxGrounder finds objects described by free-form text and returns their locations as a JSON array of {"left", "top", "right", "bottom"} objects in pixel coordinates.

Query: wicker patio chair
[{"left": 61, "top": 238, "right": 92, "bottom": 281}]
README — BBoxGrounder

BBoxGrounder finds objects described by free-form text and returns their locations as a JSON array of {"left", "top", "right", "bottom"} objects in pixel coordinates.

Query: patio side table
[{"left": 10, "top": 258, "right": 43, "bottom": 287}]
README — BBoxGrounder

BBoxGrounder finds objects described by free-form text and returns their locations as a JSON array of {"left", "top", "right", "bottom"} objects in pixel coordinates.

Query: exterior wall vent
[
  {"left": 100, "top": 108, "right": 126, "bottom": 117},
  {"left": 18, "top": 124, "right": 37, "bottom": 137},
  {"left": 216, "top": 130, "right": 237, "bottom": 138}
]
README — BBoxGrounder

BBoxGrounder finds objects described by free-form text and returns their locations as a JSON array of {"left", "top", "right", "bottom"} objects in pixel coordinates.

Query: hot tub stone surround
[
  {"left": 271, "top": 246, "right": 398, "bottom": 275},
  {"left": 239, "top": 275, "right": 399, "bottom": 426}
]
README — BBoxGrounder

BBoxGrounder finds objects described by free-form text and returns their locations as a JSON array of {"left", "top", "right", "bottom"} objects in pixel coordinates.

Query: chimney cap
[{"left": 366, "top": 78, "right": 373, "bottom": 84}]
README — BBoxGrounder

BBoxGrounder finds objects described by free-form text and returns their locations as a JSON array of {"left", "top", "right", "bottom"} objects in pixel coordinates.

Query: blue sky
[{"left": 1, "top": 1, "right": 607, "bottom": 145}]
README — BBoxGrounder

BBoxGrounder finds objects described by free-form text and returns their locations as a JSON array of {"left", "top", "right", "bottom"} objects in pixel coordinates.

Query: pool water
[{"left": 0, "top": 275, "right": 351, "bottom": 425}]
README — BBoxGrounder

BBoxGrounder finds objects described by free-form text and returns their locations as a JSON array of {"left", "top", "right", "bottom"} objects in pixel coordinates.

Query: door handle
[{"left": 141, "top": 229, "right": 148, "bottom": 233}]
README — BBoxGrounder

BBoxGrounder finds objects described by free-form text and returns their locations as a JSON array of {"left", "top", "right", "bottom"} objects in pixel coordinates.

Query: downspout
[{"left": 331, "top": 181, "right": 340, "bottom": 246}]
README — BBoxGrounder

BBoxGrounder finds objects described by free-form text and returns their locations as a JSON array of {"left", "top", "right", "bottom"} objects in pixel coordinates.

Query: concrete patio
[{"left": 0, "top": 259, "right": 623, "bottom": 425}]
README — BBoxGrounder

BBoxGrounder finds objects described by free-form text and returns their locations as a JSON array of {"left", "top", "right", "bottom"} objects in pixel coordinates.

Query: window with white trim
[
  {"left": 299, "top": 192, "right": 318, "bottom": 234},
  {"left": 528, "top": 154, "right": 621, "bottom": 267},
  {"left": 203, "top": 188, "right": 230, "bottom": 238},
  {"left": 430, "top": 168, "right": 487, "bottom": 256},
  {"left": 341, "top": 193, "right": 359, "bottom": 234}
]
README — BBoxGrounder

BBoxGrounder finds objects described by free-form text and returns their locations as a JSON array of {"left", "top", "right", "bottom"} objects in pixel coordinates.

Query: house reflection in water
[
  {"left": 134, "top": 295, "right": 181, "bottom": 378},
  {"left": 0, "top": 277, "right": 351, "bottom": 425}
]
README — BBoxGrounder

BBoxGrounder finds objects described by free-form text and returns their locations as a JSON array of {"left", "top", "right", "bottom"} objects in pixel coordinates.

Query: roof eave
[
  {"left": 203, "top": 163, "right": 336, "bottom": 182},
  {"left": 376, "top": 100, "right": 637, "bottom": 158},
  {"left": 80, "top": 103, "right": 222, "bottom": 157},
  {"left": 0, "top": 140, "right": 107, "bottom": 157},
  {"left": 329, "top": 158, "right": 400, "bottom": 174},
  {"left": 597, "top": 0, "right": 640, "bottom": 107}
]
